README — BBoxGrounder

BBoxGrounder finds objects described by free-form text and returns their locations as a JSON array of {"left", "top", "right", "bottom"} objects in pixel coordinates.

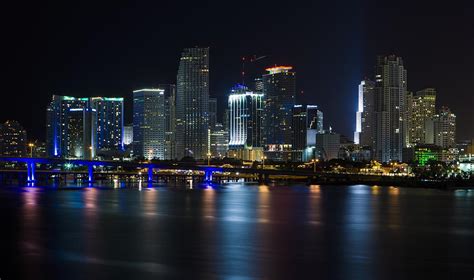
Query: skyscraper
[
  {"left": 373, "top": 55, "right": 408, "bottom": 162},
  {"left": 208, "top": 97, "right": 217, "bottom": 130},
  {"left": 132, "top": 89, "right": 165, "bottom": 160},
  {"left": 123, "top": 125, "right": 133, "bottom": 146},
  {"left": 0, "top": 120, "right": 27, "bottom": 157},
  {"left": 176, "top": 47, "right": 210, "bottom": 160},
  {"left": 210, "top": 123, "right": 228, "bottom": 158},
  {"left": 262, "top": 66, "right": 296, "bottom": 160},
  {"left": 433, "top": 106, "right": 456, "bottom": 148},
  {"left": 228, "top": 84, "right": 264, "bottom": 154},
  {"left": 46, "top": 95, "right": 96, "bottom": 159},
  {"left": 292, "top": 104, "right": 323, "bottom": 161},
  {"left": 354, "top": 79, "right": 375, "bottom": 147},
  {"left": 90, "top": 97, "right": 124, "bottom": 151},
  {"left": 158, "top": 84, "right": 177, "bottom": 160},
  {"left": 408, "top": 88, "right": 436, "bottom": 146}
]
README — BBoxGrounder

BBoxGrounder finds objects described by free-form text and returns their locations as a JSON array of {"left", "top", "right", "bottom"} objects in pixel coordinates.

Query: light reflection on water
[{"left": 0, "top": 183, "right": 472, "bottom": 279}]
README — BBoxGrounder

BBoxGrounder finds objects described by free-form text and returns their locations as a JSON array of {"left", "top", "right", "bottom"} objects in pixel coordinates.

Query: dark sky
[{"left": 2, "top": 0, "right": 473, "bottom": 141}]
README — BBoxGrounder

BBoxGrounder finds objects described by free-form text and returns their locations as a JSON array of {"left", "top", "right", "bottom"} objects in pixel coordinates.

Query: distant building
[
  {"left": 176, "top": 47, "right": 210, "bottom": 160},
  {"left": 408, "top": 88, "right": 436, "bottom": 146},
  {"left": 316, "top": 130, "right": 340, "bottom": 160},
  {"left": 132, "top": 88, "right": 165, "bottom": 160},
  {"left": 209, "top": 97, "right": 217, "bottom": 130},
  {"left": 433, "top": 107, "right": 456, "bottom": 148},
  {"left": 90, "top": 97, "right": 124, "bottom": 151},
  {"left": 413, "top": 145, "right": 441, "bottom": 166},
  {"left": 123, "top": 125, "right": 133, "bottom": 146},
  {"left": 262, "top": 66, "right": 296, "bottom": 161},
  {"left": 228, "top": 84, "right": 264, "bottom": 161},
  {"left": 158, "top": 84, "right": 177, "bottom": 160},
  {"left": 210, "top": 123, "right": 228, "bottom": 158},
  {"left": 354, "top": 79, "right": 375, "bottom": 147},
  {"left": 292, "top": 104, "right": 323, "bottom": 161},
  {"left": 373, "top": 55, "right": 408, "bottom": 162},
  {"left": 0, "top": 120, "right": 27, "bottom": 157}
]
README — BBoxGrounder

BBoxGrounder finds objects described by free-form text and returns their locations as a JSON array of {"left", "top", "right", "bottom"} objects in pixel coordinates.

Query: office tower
[
  {"left": 158, "top": 84, "right": 177, "bottom": 160},
  {"left": 0, "top": 120, "right": 27, "bottom": 157},
  {"left": 132, "top": 89, "right": 165, "bottom": 160},
  {"left": 354, "top": 79, "right": 375, "bottom": 146},
  {"left": 408, "top": 88, "right": 436, "bottom": 146},
  {"left": 315, "top": 130, "right": 341, "bottom": 160},
  {"left": 262, "top": 66, "right": 296, "bottom": 160},
  {"left": 292, "top": 104, "right": 323, "bottom": 161},
  {"left": 254, "top": 77, "right": 264, "bottom": 92},
  {"left": 433, "top": 106, "right": 456, "bottom": 148},
  {"left": 228, "top": 84, "right": 264, "bottom": 148},
  {"left": 123, "top": 125, "right": 133, "bottom": 146},
  {"left": 373, "top": 55, "right": 408, "bottom": 162},
  {"left": 46, "top": 95, "right": 97, "bottom": 159},
  {"left": 210, "top": 123, "right": 228, "bottom": 158},
  {"left": 176, "top": 47, "right": 210, "bottom": 159},
  {"left": 90, "top": 97, "right": 124, "bottom": 151},
  {"left": 209, "top": 97, "right": 217, "bottom": 129}
]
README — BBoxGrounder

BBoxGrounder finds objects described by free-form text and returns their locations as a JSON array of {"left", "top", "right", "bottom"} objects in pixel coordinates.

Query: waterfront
[{"left": 1, "top": 183, "right": 473, "bottom": 279}]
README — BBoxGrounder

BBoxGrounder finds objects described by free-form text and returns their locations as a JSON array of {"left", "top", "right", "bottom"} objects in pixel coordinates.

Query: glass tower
[{"left": 176, "top": 47, "right": 210, "bottom": 160}]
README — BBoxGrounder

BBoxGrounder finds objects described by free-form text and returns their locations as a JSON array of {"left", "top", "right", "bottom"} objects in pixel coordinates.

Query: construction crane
[{"left": 241, "top": 55, "right": 268, "bottom": 85}]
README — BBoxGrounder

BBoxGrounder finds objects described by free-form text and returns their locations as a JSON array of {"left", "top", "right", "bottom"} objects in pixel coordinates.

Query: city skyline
[{"left": 1, "top": 1, "right": 472, "bottom": 142}]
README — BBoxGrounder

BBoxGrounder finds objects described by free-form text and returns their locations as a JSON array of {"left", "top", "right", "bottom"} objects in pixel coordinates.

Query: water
[{"left": 0, "top": 183, "right": 473, "bottom": 279}]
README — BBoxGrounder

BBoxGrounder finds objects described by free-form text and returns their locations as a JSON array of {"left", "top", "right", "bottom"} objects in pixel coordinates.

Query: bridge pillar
[
  {"left": 88, "top": 164, "right": 94, "bottom": 183},
  {"left": 27, "top": 162, "right": 36, "bottom": 182},
  {"left": 148, "top": 166, "right": 154, "bottom": 183},
  {"left": 204, "top": 169, "right": 213, "bottom": 183}
]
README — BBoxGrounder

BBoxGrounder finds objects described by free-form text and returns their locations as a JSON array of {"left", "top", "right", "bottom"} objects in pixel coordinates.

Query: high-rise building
[
  {"left": 433, "top": 106, "right": 456, "bottom": 148},
  {"left": 158, "top": 84, "right": 177, "bottom": 160},
  {"left": 210, "top": 123, "right": 228, "bottom": 158},
  {"left": 132, "top": 89, "right": 165, "bottom": 160},
  {"left": 292, "top": 104, "right": 323, "bottom": 161},
  {"left": 408, "top": 88, "right": 436, "bottom": 146},
  {"left": 373, "top": 55, "right": 408, "bottom": 162},
  {"left": 90, "top": 97, "right": 124, "bottom": 151},
  {"left": 262, "top": 66, "right": 296, "bottom": 160},
  {"left": 209, "top": 97, "right": 217, "bottom": 130},
  {"left": 123, "top": 125, "right": 133, "bottom": 146},
  {"left": 46, "top": 95, "right": 97, "bottom": 159},
  {"left": 0, "top": 120, "right": 27, "bottom": 157},
  {"left": 228, "top": 84, "right": 264, "bottom": 161},
  {"left": 354, "top": 79, "right": 375, "bottom": 147},
  {"left": 176, "top": 47, "right": 210, "bottom": 160}
]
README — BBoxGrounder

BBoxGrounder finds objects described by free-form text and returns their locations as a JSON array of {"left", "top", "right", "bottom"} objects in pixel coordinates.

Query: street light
[
  {"left": 28, "top": 143, "right": 35, "bottom": 158},
  {"left": 207, "top": 152, "right": 211, "bottom": 166},
  {"left": 312, "top": 158, "right": 319, "bottom": 173},
  {"left": 262, "top": 156, "right": 267, "bottom": 169}
]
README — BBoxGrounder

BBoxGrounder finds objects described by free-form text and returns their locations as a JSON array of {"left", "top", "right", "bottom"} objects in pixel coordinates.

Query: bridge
[{"left": 0, "top": 156, "right": 421, "bottom": 187}]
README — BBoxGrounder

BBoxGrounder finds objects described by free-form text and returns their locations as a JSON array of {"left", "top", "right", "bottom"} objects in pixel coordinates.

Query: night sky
[{"left": 2, "top": 1, "right": 473, "bottom": 141}]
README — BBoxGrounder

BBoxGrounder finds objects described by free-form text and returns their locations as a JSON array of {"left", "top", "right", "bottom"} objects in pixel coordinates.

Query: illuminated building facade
[
  {"left": 46, "top": 95, "right": 97, "bottom": 159},
  {"left": 228, "top": 84, "right": 264, "bottom": 161},
  {"left": 433, "top": 106, "right": 456, "bottom": 148},
  {"left": 262, "top": 66, "right": 296, "bottom": 160},
  {"left": 123, "top": 125, "right": 133, "bottom": 146},
  {"left": 90, "top": 97, "right": 124, "bottom": 151},
  {"left": 0, "top": 120, "right": 27, "bottom": 157},
  {"left": 408, "top": 88, "right": 436, "bottom": 146},
  {"left": 373, "top": 55, "right": 408, "bottom": 162},
  {"left": 132, "top": 89, "right": 165, "bottom": 160},
  {"left": 210, "top": 123, "right": 228, "bottom": 158},
  {"left": 176, "top": 47, "right": 210, "bottom": 160},
  {"left": 354, "top": 79, "right": 375, "bottom": 146}
]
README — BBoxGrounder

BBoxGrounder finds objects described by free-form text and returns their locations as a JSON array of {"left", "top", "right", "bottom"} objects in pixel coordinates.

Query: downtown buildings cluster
[{"left": 0, "top": 48, "right": 472, "bottom": 172}]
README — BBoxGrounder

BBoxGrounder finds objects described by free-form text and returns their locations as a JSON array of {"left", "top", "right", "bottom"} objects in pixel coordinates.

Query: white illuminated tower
[{"left": 354, "top": 79, "right": 375, "bottom": 146}]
